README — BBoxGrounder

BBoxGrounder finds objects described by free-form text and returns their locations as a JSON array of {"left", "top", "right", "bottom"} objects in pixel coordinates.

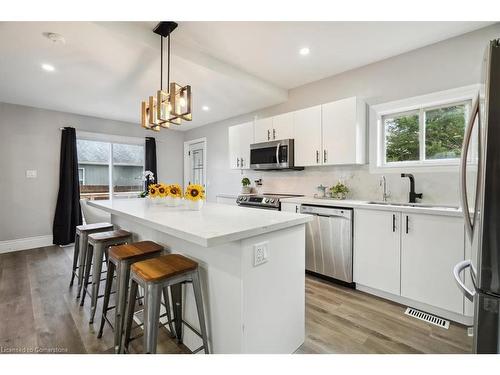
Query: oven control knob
[
  {"left": 264, "top": 198, "right": 269, "bottom": 203},
  {"left": 270, "top": 199, "right": 275, "bottom": 203},
  {"left": 243, "top": 197, "right": 247, "bottom": 201}
]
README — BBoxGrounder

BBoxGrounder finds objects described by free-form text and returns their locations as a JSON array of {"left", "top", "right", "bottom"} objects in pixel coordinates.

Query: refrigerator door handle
[
  {"left": 459, "top": 95, "right": 480, "bottom": 241},
  {"left": 453, "top": 259, "right": 476, "bottom": 302}
]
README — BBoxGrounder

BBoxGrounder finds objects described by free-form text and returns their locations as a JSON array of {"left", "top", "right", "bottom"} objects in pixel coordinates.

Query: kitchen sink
[{"left": 366, "top": 201, "right": 459, "bottom": 210}]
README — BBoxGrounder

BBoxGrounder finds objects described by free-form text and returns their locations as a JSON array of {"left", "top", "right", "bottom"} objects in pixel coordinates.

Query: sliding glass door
[{"left": 77, "top": 139, "right": 144, "bottom": 200}]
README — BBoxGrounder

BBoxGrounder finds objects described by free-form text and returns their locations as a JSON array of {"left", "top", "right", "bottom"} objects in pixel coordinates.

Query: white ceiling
[{"left": 0, "top": 21, "right": 494, "bottom": 130}]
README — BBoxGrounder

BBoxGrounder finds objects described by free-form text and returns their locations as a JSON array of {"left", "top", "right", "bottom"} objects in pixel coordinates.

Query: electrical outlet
[
  {"left": 26, "top": 170, "right": 37, "bottom": 178},
  {"left": 253, "top": 242, "right": 269, "bottom": 267}
]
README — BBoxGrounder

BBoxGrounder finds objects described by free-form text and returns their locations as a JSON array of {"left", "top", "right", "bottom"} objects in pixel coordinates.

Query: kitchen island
[{"left": 88, "top": 198, "right": 312, "bottom": 354}]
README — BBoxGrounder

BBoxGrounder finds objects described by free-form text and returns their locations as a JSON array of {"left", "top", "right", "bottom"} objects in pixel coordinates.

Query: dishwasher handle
[{"left": 300, "top": 205, "right": 352, "bottom": 219}]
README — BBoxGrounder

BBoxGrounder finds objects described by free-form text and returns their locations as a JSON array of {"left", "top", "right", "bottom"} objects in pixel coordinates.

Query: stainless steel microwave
[{"left": 250, "top": 139, "right": 302, "bottom": 170}]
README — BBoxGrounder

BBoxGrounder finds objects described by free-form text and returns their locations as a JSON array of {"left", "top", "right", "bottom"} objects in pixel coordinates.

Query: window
[
  {"left": 383, "top": 101, "right": 469, "bottom": 165},
  {"left": 77, "top": 137, "right": 144, "bottom": 200},
  {"left": 371, "top": 85, "right": 478, "bottom": 172}
]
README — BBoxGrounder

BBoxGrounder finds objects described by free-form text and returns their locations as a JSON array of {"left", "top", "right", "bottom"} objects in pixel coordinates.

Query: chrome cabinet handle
[
  {"left": 392, "top": 214, "right": 396, "bottom": 232},
  {"left": 405, "top": 215, "right": 409, "bottom": 234},
  {"left": 267, "top": 129, "right": 270, "bottom": 141},
  {"left": 240, "top": 157, "right": 244, "bottom": 167},
  {"left": 316, "top": 150, "right": 320, "bottom": 163},
  {"left": 453, "top": 260, "right": 476, "bottom": 302},
  {"left": 273, "top": 128, "right": 276, "bottom": 140},
  {"left": 323, "top": 150, "right": 327, "bottom": 163},
  {"left": 236, "top": 158, "right": 240, "bottom": 168},
  {"left": 460, "top": 94, "right": 480, "bottom": 242}
]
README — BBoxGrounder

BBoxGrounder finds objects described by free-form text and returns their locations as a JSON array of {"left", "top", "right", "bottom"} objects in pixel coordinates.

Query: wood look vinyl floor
[{"left": 0, "top": 245, "right": 472, "bottom": 354}]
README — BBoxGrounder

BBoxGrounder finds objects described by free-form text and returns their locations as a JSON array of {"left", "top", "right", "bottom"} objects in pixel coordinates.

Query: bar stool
[
  {"left": 97, "top": 241, "right": 174, "bottom": 353},
  {"left": 122, "top": 254, "right": 209, "bottom": 354},
  {"left": 70, "top": 222, "right": 114, "bottom": 298},
  {"left": 80, "top": 229, "right": 132, "bottom": 324}
]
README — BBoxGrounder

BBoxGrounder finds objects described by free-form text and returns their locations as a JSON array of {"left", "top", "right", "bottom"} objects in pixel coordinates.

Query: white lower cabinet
[
  {"left": 354, "top": 209, "right": 401, "bottom": 295},
  {"left": 281, "top": 202, "right": 300, "bottom": 213},
  {"left": 354, "top": 208, "right": 467, "bottom": 319},
  {"left": 401, "top": 213, "right": 465, "bottom": 314}
]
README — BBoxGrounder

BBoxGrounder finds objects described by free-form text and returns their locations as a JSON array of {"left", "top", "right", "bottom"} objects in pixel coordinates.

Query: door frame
[{"left": 183, "top": 137, "right": 207, "bottom": 190}]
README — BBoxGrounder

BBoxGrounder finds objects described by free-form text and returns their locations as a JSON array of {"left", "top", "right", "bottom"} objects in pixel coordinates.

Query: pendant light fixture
[{"left": 141, "top": 21, "right": 192, "bottom": 131}]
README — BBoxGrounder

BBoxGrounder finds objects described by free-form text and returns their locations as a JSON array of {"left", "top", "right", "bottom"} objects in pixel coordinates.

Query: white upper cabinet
[
  {"left": 400, "top": 213, "right": 465, "bottom": 314},
  {"left": 293, "top": 105, "right": 322, "bottom": 167},
  {"left": 228, "top": 121, "right": 254, "bottom": 169},
  {"left": 322, "top": 97, "right": 366, "bottom": 165},
  {"left": 254, "top": 112, "right": 294, "bottom": 143},
  {"left": 254, "top": 117, "right": 273, "bottom": 143},
  {"left": 272, "top": 112, "right": 294, "bottom": 140}
]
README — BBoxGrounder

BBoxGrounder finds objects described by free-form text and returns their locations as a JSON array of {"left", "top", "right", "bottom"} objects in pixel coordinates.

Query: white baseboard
[
  {"left": 356, "top": 284, "right": 474, "bottom": 326},
  {"left": 0, "top": 235, "right": 53, "bottom": 254}
]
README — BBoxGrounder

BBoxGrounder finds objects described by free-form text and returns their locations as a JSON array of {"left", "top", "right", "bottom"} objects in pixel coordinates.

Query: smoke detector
[{"left": 43, "top": 32, "right": 66, "bottom": 44}]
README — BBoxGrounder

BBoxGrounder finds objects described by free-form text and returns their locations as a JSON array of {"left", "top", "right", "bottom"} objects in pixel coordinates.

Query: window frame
[
  {"left": 78, "top": 167, "right": 85, "bottom": 185},
  {"left": 370, "top": 85, "right": 480, "bottom": 173},
  {"left": 76, "top": 131, "right": 145, "bottom": 199}
]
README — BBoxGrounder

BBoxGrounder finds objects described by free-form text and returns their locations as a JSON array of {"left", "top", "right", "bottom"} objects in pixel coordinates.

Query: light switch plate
[
  {"left": 253, "top": 241, "right": 269, "bottom": 267},
  {"left": 26, "top": 170, "right": 37, "bottom": 178}
]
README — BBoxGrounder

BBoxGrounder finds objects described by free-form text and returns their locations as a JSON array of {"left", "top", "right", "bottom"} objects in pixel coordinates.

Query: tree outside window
[{"left": 383, "top": 101, "right": 468, "bottom": 165}]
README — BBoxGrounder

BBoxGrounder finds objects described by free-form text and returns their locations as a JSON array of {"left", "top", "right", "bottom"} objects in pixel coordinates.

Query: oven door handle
[{"left": 276, "top": 142, "right": 281, "bottom": 165}]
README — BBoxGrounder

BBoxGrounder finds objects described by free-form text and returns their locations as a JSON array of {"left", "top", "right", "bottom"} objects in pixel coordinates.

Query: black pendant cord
[
  {"left": 167, "top": 33, "right": 170, "bottom": 88},
  {"left": 160, "top": 36, "right": 163, "bottom": 90}
]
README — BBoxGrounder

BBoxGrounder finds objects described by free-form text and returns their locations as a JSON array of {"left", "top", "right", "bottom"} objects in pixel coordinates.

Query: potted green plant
[
  {"left": 330, "top": 181, "right": 349, "bottom": 200},
  {"left": 241, "top": 177, "right": 252, "bottom": 194}
]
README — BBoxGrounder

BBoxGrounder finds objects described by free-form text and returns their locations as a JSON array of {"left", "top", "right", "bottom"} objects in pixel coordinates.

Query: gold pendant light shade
[{"left": 141, "top": 22, "right": 192, "bottom": 131}]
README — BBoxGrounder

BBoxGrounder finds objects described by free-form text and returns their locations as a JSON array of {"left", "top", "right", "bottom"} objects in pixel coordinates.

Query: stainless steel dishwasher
[{"left": 300, "top": 205, "right": 353, "bottom": 284}]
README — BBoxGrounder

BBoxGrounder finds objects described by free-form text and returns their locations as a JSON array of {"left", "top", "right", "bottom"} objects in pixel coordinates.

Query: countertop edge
[
  {"left": 281, "top": 197, "right": 463, "bottom": 217},
  {"left": 88, "top": 200, "right": 312, "bottom": 247}
]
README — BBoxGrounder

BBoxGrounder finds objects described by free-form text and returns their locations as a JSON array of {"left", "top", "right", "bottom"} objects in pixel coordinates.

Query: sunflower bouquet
[
  {"left": 148, "top": 183, "right": 168, "bottom": 204},
  {"left": 164, "top": 184, "right": 183, "bottom": 206},
  {"left": 184, "top": 183, "right": 205, "bottom": 210}
]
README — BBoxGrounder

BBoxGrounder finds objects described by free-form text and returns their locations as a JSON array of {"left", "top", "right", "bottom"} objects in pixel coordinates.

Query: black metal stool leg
[
  {"left": 97, "top": 260, "right": 115, "bottom": 338},
  {"left": 170, "top": 283, "right": 183, "bottom": 343}
]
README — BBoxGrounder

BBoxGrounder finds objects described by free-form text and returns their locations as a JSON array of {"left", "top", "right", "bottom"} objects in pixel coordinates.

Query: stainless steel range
[{"left": 236, "top": 193, "right": 303, "bottom": 210}]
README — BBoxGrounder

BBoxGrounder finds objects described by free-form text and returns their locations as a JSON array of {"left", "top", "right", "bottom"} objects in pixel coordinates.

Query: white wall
[
  {"left": 184, "top": 23, "right": 500, "bottom": 204},
  {"left": 0, "top": 102, "right": 184, "bottom": 242}
]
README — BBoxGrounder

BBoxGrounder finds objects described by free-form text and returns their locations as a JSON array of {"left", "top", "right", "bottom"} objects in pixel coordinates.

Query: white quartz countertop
[
  {"left": 88, "top": 198, "right": 312, "bottom": 247},
  {"left": 281, "top": 196, "right": 463, "bottom": 217}
]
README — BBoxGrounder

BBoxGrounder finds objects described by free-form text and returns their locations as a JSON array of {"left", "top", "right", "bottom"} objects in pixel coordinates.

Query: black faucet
[{"left": 401, "top": 173, "right": 423, "bottom": 203}]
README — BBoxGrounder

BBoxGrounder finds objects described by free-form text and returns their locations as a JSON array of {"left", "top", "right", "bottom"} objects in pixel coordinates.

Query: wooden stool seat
[
  {"left": 109, "top": 241, "right": 163, "bottom": 261},
  {"left": 131, "top": 254, "right": 198, "bottom": 282},
  {"left": 76, "top": 222, "right": 113, "bottom": 232},
  {"left": 89, "top": 229, "right": 131, "bottom": 242}
]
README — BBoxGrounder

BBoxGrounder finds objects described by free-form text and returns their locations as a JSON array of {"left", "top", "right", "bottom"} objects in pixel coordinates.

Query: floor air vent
[{"left": 404, "top": 307, "right": 450, "bottom": 329}]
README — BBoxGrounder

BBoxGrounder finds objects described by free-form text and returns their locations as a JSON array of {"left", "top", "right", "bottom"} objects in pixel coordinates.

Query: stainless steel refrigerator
[{"left": 454, "top": 38, "right": 500, "bottom": 354}]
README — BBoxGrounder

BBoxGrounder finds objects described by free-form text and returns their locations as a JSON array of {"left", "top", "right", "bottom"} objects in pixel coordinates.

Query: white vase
[
  {"left": 186, "top": 199, "right": 204, "bottom": 211},
  {"left": 164, "top": 196, "right": 174, "bottom": 206},
  {"left": 241, "top": 186, "right": 252, "bottom": 194}
]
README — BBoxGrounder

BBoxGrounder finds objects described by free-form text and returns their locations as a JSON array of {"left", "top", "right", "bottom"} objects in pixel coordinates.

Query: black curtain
[
  {"left": 53, "top": 127, "right": 82, "bottom": 245},
  {"left": 145, "top": 137, "right": 158, "bottom": 189}
]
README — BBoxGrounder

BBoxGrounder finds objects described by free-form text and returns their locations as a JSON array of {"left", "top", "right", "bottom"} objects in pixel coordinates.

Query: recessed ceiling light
[
  {"left": 202, "top": 105, "right": 210, "bottom": 111},
  {"left": 299, "top": 47, "right": 310, "bottom": 56},
  {"left": 41, "top": 63, "right": 55, "bottom": 72},
  {"left": 43, "top": 32, "right": 66, "bottom": 44}
]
